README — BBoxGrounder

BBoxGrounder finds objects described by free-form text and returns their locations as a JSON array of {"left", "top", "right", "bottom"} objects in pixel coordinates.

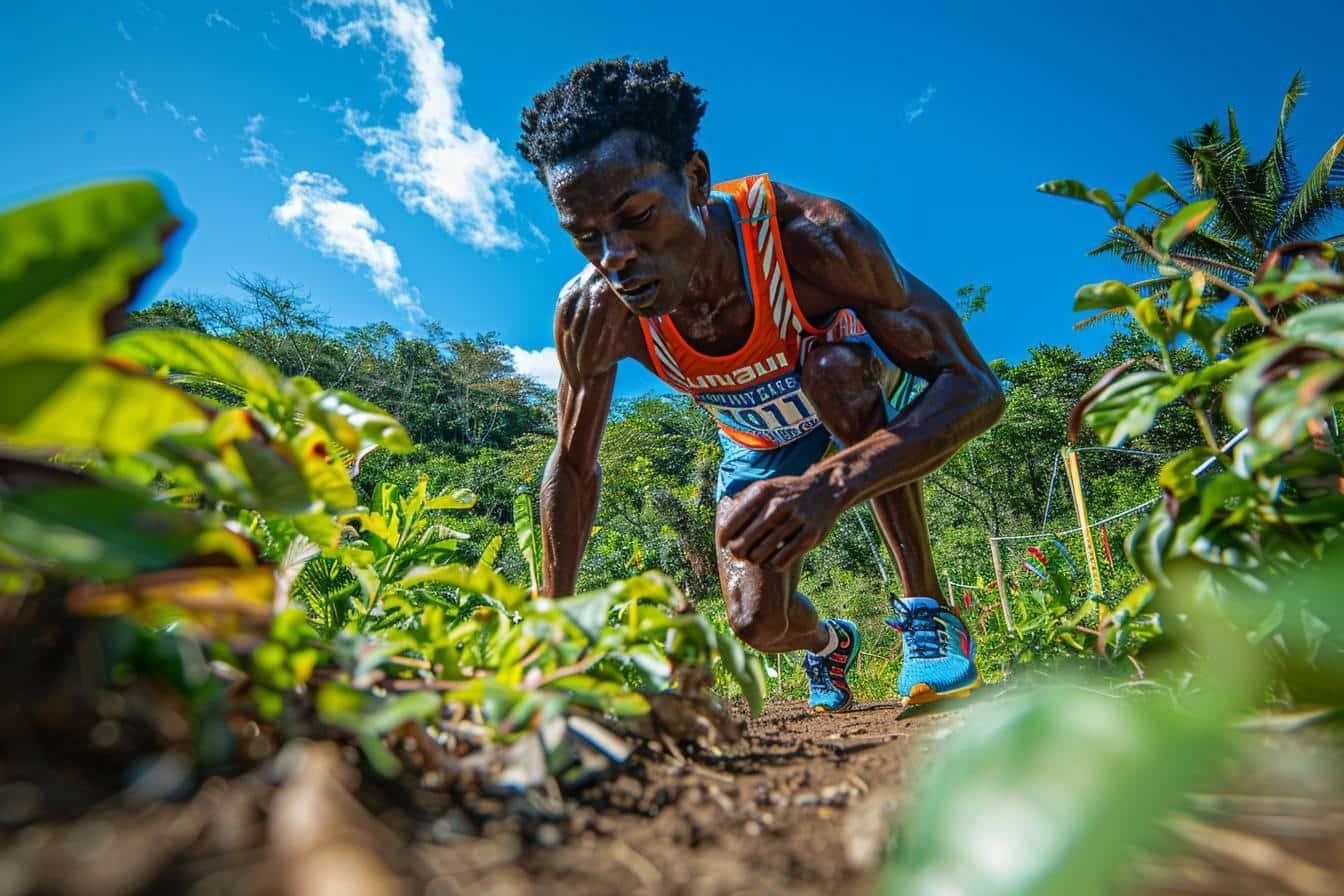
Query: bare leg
[
  {"left": 715, "top": 505, "right": 831, "bottom": 654},
  {"left": 801, "top": 342, "right": 947, "bottom": 607}
]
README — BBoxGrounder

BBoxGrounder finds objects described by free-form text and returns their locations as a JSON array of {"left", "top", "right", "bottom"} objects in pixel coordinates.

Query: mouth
[{"left": 614, "top": 279, "right": 662, "bottom": 312}]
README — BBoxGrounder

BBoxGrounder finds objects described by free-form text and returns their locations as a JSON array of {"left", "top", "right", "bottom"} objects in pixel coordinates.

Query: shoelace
[
  {"left": 803, "top": 653, "right": 831, "bottom": 688},
  {"left": 888, "top": 600, "right": 947, "bottom": 659}
]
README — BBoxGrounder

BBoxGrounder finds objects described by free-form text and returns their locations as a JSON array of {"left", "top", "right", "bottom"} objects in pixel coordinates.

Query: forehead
[{"left": 547, "top": 130, "right": 680, "bottom": 225}]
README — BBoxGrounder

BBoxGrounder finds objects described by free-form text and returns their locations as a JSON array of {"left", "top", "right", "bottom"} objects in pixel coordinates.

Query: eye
[
  {"left": 574, "top": 230, "right": 600, "bottom": 246},
  {"left": 627, "top": 205, "right": 655, "bottom": 226}
]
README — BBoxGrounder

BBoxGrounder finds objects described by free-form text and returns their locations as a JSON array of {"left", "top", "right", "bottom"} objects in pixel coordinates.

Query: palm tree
[{"left": 1082, "top": 72, "right": 1344, "bottom": 327}]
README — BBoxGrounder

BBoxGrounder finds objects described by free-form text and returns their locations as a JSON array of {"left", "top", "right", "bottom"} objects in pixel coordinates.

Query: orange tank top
[{"left": 639, "top": 174, "right": 869, "bottom": 449}]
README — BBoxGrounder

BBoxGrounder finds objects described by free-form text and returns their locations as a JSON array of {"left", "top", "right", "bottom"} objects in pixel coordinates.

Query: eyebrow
[{"left": 610, "top": 188, "right": 653, "bottom": 212}]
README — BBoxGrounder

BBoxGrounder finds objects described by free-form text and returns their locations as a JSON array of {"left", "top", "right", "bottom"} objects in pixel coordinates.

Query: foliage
[
  {"left": 1067, "top": 74, "right": 1343, "bottom": 330},
  {"left": 1048, "top": 173, "right": 1344, "bottom": 662},
  {"left": 885, "top": 145, "right": 1344, "bottom": 896},
  {"left": 0, "top": 180, "right": 763, "bottom": 791}
]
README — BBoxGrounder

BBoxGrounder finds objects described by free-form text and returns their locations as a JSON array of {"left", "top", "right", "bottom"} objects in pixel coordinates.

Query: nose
[{"left": 599, "top": 231, "right": 637, "bottom": 273}]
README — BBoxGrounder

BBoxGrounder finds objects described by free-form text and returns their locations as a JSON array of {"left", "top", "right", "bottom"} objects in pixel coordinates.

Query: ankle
[{"left": 807, "top": 622, "right": 839, "bottom": 657}]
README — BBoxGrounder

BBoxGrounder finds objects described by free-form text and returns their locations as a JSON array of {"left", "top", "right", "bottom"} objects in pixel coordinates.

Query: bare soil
[{"left": 3, "top": 691, "right": 1342, "bottom": 896}]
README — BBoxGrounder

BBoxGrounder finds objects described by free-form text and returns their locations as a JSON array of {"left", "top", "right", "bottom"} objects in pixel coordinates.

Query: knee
[
  {"left": 800, "top": 342, "right": 884, "bottom": 442},
  {"left": 725, "top": 592, "right": 787, "bottom": 651},
  {"left": 801, "top": 342, "right": 874, "bottom": 393}
]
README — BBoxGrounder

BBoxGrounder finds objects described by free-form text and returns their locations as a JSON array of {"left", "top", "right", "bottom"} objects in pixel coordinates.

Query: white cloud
[
  {"left": 205, "top": 10, "right": 239, "bottom": 30},
  {"left": 527, "top": 221, "right": 551, "bottom": 250},
  {"left": 301, "top": 0, "right": 521, "bottom": 251},
  {"left": 508, "top": 346, "right": 562, "bottom": 389},
  {"left": 116, "top": 19, "right": 133, "bottom": 42},
  {"left": 905, "top": 85, "right": 936, "bottom": 124},
  {"left": 192, "top": 126, "right": 208, "bottom": 142},
  {"left": 163, "top": 101, "right": 182, "bottom": 120},
  {"left": 273, "top": 171, "right": 423, "bottom": 322},
  {"left": 241, "top": 114, "right": 281, "bottom": 170},
  {"left": 117, "top": 73, "right": 148, "bottom": 112}
]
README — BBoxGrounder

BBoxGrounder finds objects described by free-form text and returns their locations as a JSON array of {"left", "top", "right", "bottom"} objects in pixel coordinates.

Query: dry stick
[{"left": 1165, "top": 816, "right": 1336, "bottom": 896}]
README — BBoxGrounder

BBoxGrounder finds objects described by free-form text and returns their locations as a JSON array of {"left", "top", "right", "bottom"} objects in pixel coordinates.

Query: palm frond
[
  {"left": 1072, "top": 306, "right": 1130, "bottom": 331},
  {"left": 1168, "top": 252, "right": 1258, "bottom": 284},
  {"left": 1174, "top": 231, "right": 1260, "bottom": 276},
  {"left": 1200, "top": 138, "right": 1275, "bottom": 250},
  {"left": 1260, "top": 71, "right": 1307, "bottom": 202},
  {"left": 1279, "top": 133, "right": 1344, "bottom": 241}
]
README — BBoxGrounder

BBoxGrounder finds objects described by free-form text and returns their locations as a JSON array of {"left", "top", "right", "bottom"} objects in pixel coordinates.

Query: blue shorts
[{"left": 715, "top": 333, "right": 924, "bottom": 501}]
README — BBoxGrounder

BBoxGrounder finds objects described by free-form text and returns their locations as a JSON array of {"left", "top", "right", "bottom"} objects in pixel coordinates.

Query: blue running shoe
[
  {"left": 885, "top": 597, "right": 981, "bottom": 704},
  {"left": 802, "top": 619, "right": 860, "bottom": 712}
]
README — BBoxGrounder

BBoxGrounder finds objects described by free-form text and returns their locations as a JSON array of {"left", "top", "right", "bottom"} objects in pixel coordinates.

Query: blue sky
[{"left": 5, "top": 1, "right": 1342, "bottom": 395}]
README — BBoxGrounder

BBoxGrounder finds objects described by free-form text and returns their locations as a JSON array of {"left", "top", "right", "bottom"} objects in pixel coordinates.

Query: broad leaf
[
  {"left": 0, "top": 180, "right": 178, "bottom": 363},
  {"left": 1153, "top": 199, "right": 1217, "bottom": 252}
]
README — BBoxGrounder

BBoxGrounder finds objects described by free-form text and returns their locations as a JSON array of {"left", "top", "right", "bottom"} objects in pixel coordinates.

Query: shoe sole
[
  {"left": 810, "top": 622, "right": 860, "bottom": 713},
  {"left": 903, "top": 676, "right": 984, "bottom": 706}
]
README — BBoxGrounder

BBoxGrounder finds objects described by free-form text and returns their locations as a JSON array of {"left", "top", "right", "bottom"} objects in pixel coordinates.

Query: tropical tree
[{"left": 1082, "top": 72, "right": 1344, "bottom": 327}]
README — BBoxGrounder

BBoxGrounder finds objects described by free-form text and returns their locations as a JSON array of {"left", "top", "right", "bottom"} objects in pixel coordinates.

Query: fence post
[
  {"left": 1063, "top": 447, "right": 1105, "bottom": 621},
  {"left": 988, "top": 535, "right": 1014, "bottom": 633}
]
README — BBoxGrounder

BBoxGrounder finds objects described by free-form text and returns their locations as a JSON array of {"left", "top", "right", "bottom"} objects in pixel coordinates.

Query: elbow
[{"left": 961, "top": 370, "right": 1005, "bottom": 438}]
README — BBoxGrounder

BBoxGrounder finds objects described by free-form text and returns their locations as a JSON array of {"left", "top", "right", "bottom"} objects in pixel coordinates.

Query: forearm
[
  {"left": 814, "top": 369, "right": 1004, "bottom": 511},
  {"left": 539, "top": 447, "right": 601, "bottom": 597}
]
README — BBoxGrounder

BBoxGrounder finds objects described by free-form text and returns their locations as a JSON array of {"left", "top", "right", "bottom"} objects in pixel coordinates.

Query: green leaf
[
  {"left": 1154, "top": 199, "right": 1217, "bottom": 252},
  {"left": 1124, "top": 172, "right": 1180, "bottom": 211},
  {"left": 0, "top": 180, "right": 178, "bottom": 363},
  {"left": 714, "top": 631, "right": 766, "bottom": 716},
  {"left": 558, "top": 590, "right": 613, "bottom": 642},
  {"left": 108, "top": 328, "right": 286, "bottom": 402},
  {"left": 0, "top": 477, "right": 222, "bottom": 580},
  {"left": 880, "top": 686, "right": 1237, "bottom": 896},
  {"left": 400, "top": 562, "right": 529, "bottom": 608},
  {"left": 426, "top": 487, "right": 478, "bottom": 510},
  {"left": 1037, "top": 180, "right": 1122, "bottom": 219},
  {"left": 0, "top": 359, "right": 206, "bottom": 453},
  {"left": 361, "top": 690, "right": 443, "bottom": 734},
  {"left": 1073, "top": 280, "right": 1139, "bottom": 313},
  {"left": 290, "top": 380, "right": 413, "bottom": 456},
  {"left": 514, "top": 491, "right": 540, "bottom": 595},
  {"left": 1247, "top": 602, "right": 1285, "bottom": 645},
  {"left": 1280, "top": 303, "right": 1344, "bottom": 352}
]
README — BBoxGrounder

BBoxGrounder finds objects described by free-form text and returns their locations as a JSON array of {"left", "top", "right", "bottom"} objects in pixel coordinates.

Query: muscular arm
[
  {"left": 539, "top": 272, "right": 633, "bottom": 597},
  {"left": 718, "top": 187, "right": 1004, "bottom": 564},
  {"left": 787, "top": 189, "right": 1004, "bottom": 509},
  {"left": 819, "top": 269, "right": 1003, "bottom": 508},
  {"left": 540, "top": 368, "right": 614, "bottom": 597}
]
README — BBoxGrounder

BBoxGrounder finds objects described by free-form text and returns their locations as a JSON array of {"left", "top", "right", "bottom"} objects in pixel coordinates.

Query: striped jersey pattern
[{"left": 638, "top": 174, "right": 871, "bottom": 450}]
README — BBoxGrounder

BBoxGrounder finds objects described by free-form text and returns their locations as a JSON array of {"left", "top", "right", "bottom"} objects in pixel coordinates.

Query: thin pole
[
  {"left": 1063, "top": 447, "right": 1105, "bottom": 616},
  {"left": 988, "top": 535, "right": 1014, "bottom": 633},
  {"left": 855, "top": 508, "right": 890, "bottom": 585}
]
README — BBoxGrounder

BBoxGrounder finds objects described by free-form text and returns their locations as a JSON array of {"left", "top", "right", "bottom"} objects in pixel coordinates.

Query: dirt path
[
  {"left": 421, "top": 695, "right": 1344, "bottom": 896},
  {"left": 5, "top": 691, "right": 1342, "bottom": 896},
  {"left": 422, "top": 698, "right": 955, "bottom": 896}
]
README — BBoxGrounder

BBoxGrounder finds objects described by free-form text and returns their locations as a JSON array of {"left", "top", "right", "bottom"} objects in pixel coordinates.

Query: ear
[{"left": 684, "top": 150, "right": 711, "bottom": 206}]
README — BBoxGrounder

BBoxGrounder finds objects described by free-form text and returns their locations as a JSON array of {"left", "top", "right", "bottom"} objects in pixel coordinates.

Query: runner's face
[{"left": 546, "top": 130, "right": 708, "bottom": 317}]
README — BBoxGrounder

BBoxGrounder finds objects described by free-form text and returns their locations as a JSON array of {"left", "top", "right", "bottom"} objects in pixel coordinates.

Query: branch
[{"left": 1114, "top": 223, "right": 1272, "bottom": 326}]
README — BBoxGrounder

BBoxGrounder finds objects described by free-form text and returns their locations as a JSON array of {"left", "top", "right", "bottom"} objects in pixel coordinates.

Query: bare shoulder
[
  {"left": 554, "top": 266, "right": 642, "bottom": 381},
  {"left": 771, "top": 181, "right": 910, "bottom": 311}
]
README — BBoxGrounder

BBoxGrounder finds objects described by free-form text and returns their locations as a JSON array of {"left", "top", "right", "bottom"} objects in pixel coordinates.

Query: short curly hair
[{"left": 518, "top": 57, "right": 707, "bottom": 185}]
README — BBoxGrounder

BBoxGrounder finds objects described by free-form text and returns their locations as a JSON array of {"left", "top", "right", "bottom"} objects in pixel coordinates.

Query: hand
[{"left": 716, "top": 474, "right": 841, "bottom": 570}]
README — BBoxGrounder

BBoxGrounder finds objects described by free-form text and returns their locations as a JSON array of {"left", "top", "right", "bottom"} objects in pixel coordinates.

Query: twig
[
  {"left": 1166, "top": 816, "right": 1336, "bottom": 896},
  {"left": 1115, "top": 223, "right": 1271, "bottom": 326}
]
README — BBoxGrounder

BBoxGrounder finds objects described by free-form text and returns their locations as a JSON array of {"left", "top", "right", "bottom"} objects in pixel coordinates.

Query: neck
[
  {"left": 668, "top": 200, "right": 754, "bottom": 351},
  {"left": 683, "top": 199, "right": 746, "bottom": 309}
]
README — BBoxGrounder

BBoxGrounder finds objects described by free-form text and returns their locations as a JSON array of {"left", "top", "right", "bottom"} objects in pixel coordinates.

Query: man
[{"left": 519, "top": 58, "right": 1003, "bottom": 711}]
